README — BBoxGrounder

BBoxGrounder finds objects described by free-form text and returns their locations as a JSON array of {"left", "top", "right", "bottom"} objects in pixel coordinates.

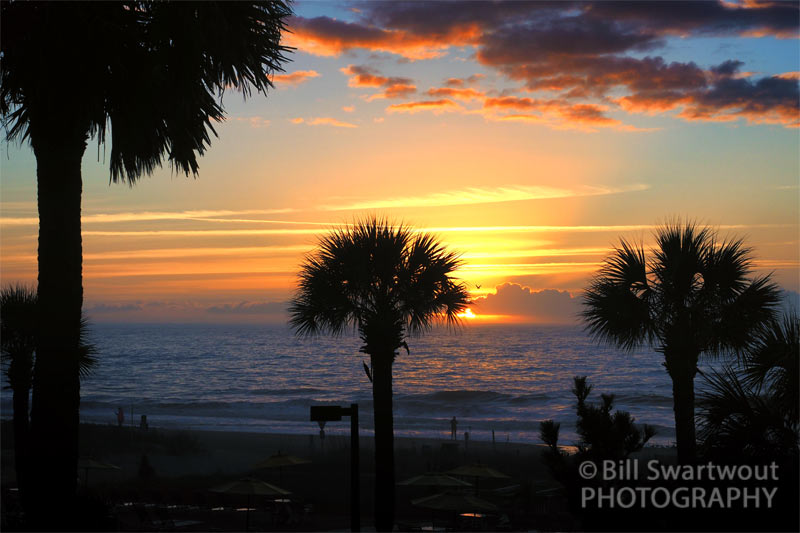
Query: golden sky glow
[{"left": 1, "top": 2, "right": 798, "bottom": 324}]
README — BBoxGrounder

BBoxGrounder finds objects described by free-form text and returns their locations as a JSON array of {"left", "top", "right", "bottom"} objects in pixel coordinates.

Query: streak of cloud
[
  {"left": 322, "top": 183, "right": 650, "bottom": 210},
  {"left": 270, "top": 69, "right": 321, "bottom": 86},
  {"left": 0, "top": 208, "right": 297, "bottom": 226}
]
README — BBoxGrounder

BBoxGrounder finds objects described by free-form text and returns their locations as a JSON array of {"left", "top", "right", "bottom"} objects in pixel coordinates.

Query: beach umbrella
[
  {"left": 78, "top": 457, "right": 120, "bottom": 490},
  {"left": 398, "top": 472, "right": 473, "bottom": 488},
  {"left": 251, "top": 451, "right": 311, "bottom": 484},
  {"left": 210, "top": 478, "right": 291, "bottom": 531},
  {"left": 412, "top": 491, "right": 498, "bottom": 512},
  {"left": 447, "top": 463, "right": 509, "bottom": 495}
]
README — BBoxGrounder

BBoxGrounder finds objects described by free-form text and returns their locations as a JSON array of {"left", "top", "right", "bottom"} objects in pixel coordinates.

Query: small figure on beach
[
  {"left": 116, "top": 407, "right": 124, "bottom": 427},
  {"left": 139, "top": 414, "right": 148, "bottom": 431},
  {"left": 464, "top": 429, "right": 470, "bottom": 450},
  {"left": 450, "top": 416, "right": 458, "bottom": 440}
]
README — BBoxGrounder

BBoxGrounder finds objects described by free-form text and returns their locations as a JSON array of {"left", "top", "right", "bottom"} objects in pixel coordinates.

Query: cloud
[
  {"left": 0, "top": 208, "right": 297, "bottom": 226},
  {"left": 582, "top": 1, "right": 799, "bottom": 39},
  {"left": 286, "top": 15, "right": 463, "bottom": 60},
  {"left": 777, "top": 71, "right": 800, "bottom": 80},
  {"left": 270, "top": 69, "right": 321, "bottom": 87},
  {"left": 84, "top": 300, "right": 290, "bottom": 324},
  {"left": 340, "top": 64, "right": 417, "bottom": 100},
  {"left": 342, "top": 105, "right": 355, "bottom": 112},
  {"left": 386, "top": 99, "right": 462, "bottom": 114},
  {"left": 484, "top": 96, "right": 649, "bottom": 131},
  {"left": 322, "top": 183, "right": 649, "bottom": 211},
  {"left": 290, "top": 117, "right": 358, "bottom": 128},
  {"left": 676, "top": 75, "right": 800, "bottom": 126},
  {"left": 287, "top": 3, "right": 798, "bottom": 129},
  {"left": 84, "top": 303, "right": 143, "bottom": 314},
  {"left": 427, "top": 87, "right": 485, "bottom": 101},
  {"left": 472, "top": 283, "right": 581, "bottom": 324},
  {"left": 443, "top": 74, "right": 485, "bottom": 87}
]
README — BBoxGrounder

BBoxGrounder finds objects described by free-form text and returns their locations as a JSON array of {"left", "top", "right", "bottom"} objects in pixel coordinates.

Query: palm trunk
[
  {"left": 667, "top": 352, "right": 698, "bottom": 464},
  {"left": 28, "top": 127, "right": 86, "bottom": 526},
  {"left": 371, "top": 353, "right": 395, "bottom": 531}
]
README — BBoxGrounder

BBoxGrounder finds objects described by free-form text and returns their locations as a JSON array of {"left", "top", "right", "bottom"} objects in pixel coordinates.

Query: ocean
[{"left": 3, "top": 323, "right": 715, "bottom": 446}]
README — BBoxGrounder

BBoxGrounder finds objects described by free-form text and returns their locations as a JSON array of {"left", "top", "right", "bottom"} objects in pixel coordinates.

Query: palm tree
[
  {"left": 0, "top": 285, "right": 36, "bottom": 503},
  {"left": 1, "top": 1, "right": 291, "bottom": 521},
  {"left": 289, "top": 219, "right": 470, "bottom": 531},
  {"left": 582, "top": 222, "right": 779, "bottom": 463},
  {"left": 1, "top": 285, "right": 98, "bottom": 510}
]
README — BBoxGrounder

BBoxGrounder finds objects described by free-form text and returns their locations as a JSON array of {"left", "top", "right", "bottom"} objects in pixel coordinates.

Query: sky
[{"left": 1, "top": 0, "right": 798, "bottom": 324}]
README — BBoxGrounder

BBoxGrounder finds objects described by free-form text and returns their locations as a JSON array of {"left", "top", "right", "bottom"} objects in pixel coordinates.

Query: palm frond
[
  {"left": 741, "top": 312, "right": 799, "bottom": 423},
  {"left": 77, "top": 317, "right": 99, "bottom": 380},
  {"left": 704, "top": 275, "right": 780, "bottom": 357},
  {"left": 1, "top": 1, "right": 292, "bottom": 183},
  {"left": 0, "top": 285, "right": 98, "bottom": 384},
  {"left": 651, "top": 222, "right": 710, "bottom": 306},
  {"left": 698, "top": 366, "right": 797, "bottom": 457},
  {"left": 582, "top": 239, "right": 653, "bottom": 350}
]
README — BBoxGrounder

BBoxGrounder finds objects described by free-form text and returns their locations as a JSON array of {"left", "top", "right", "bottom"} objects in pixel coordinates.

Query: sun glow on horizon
[{"left": 458, "top": 307, "right": 477, "bottom": 320}]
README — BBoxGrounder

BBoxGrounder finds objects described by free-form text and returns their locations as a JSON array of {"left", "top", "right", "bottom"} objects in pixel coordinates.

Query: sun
[{"left": 457, "top": 307, "right": 477, "bottom": 319}]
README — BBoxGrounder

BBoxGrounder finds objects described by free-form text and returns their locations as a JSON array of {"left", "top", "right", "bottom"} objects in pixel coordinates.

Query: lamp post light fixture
[{"left": 310, "top": 404, "right": 360, "bottom": 532}]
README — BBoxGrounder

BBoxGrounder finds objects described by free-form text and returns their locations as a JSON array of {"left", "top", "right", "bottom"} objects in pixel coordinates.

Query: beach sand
[
  {"left": 1, "top": 422, "right": 676, "bottom": 531},
  {"left": 1, "top": 421, "right": 561, "bottom": 530}
]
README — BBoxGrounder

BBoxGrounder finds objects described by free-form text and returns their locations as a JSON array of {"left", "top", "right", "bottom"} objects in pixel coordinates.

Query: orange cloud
[
  {"left": 285, "top": 6, "right": 798, "bottom": 128},
  {"left": 286, "top": 15, "right": 480, "bottom": 60},
  {"left": 386, "top": 99, "right": 461, "bottom": 114},
  {"left": 340, "top": 65, "right": 417, "bottom": 100},
  {"left": 484, "top": 96, "right": 641, "bottom": 131},
  {"left": 427, "top": 87, "right": 485, "bottom": 101},
  {"left": 270, "top": 69, "right": 320, "bottom": 87},
  {"left": 443, "top": 74, "right": 485, "bottom": 87}
]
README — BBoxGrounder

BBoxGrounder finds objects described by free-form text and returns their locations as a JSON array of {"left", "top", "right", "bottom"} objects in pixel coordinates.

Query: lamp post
[{"left": 310, "top": 404, "right": 360, "bottom": 532}]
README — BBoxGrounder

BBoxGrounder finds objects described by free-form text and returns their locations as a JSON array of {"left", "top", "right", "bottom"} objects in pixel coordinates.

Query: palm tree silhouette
[
  {"left": 290, "top": 219, "right": 469, "bottom": 531},
  {"left": 1, "top": 285, "right": 98, "bottom": 510},
  {"left": 582, "top": 222, "right": 779, "bottom": 463},
  {"left": 0, "top": 285, "right": 36, "bottom": 505},
  {"left": 1, "top": 1, "right": 291, "bottom": 521}
]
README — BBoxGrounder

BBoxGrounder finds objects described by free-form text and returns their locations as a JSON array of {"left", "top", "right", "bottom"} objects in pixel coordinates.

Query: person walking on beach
[
  {"left": 450, "top": 416, "right": 458, "bottom": 440},
  {"left": 116, "top": 407, "right": 124, "bottom": 428}
]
